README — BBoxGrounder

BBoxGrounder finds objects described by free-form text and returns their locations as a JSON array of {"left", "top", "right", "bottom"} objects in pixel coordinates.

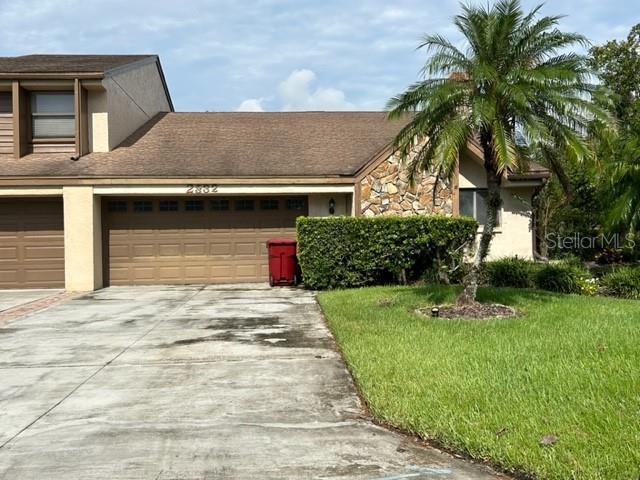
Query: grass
[{"left": 318, "top": 285, "right": 640, "bottom": 480}]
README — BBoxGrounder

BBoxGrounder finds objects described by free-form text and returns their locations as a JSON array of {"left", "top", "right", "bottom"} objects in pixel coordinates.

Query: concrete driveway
[{"left": 0, "top": 285, "right": 501, "bottom": 480}]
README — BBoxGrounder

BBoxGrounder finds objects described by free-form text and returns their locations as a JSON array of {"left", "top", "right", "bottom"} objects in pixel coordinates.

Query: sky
[{"left": 1, "top": 0, "right": 636, "bottom": 112}]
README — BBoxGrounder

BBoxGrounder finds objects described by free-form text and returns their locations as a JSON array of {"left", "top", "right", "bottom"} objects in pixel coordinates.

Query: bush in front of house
[
  {"left": 296, "top": 216, "right": 478, "bottom": 290},
  {"left": 534, "top": 262, "right": 588, "bottom": 294},
  {"left": 484, "top": 257, "right": 538, "bottom": 288},
  {"left": 600, "top": 267, "right": 640, "bottom": 299}
]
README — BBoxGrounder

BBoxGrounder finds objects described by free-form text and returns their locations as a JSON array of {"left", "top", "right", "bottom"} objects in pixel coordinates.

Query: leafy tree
[
  {"left": 387, "top": 0, "right": 610, "bottom": 303},
  {"left": 590, "top": 24, "right": 640, "bottom": 130},
  {"left": 590, "top": 24, "right": 640, "bottom": 235}
]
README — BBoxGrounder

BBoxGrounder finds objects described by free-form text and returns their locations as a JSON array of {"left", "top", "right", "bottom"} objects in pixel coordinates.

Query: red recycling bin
[{"left": 267, "top": 238, "right": 298, "bottom": 286}]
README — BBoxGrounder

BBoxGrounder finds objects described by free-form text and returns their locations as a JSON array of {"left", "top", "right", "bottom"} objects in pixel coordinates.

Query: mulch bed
[{"left": 418, "top": 302, "right": 518, "bottom": 320}]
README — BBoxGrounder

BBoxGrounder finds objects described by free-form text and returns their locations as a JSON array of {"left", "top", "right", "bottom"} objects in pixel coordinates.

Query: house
[{"left": 0, "top": 55, "right": 549, "bottom": 291}]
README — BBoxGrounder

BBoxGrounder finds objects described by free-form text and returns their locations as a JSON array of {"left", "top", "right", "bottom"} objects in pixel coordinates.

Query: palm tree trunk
[{"left": 458, "top": 134, "right": 502, "bottom": 305}]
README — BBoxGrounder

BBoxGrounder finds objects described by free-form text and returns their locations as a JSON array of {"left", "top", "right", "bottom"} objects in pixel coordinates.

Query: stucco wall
[
  {"left": 360, "top": 151, "right": 453, "bottom": 217},
  {"left": 63, "top": 186, "right": 103, "bottom": 291},
  {"left": 459, "top": 158, "right": 536, "bottom": 259},
  {"left": 87, "top": 61, "right": 171, "bottom": 153},
  {"left": 87, "top": 90, "right": 109, "bottom": 153},
  {"left": 308, "top": 193, "right": 351, "bottom": 217}
]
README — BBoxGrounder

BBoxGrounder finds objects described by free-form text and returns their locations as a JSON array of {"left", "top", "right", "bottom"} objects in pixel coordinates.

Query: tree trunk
[{"left": 458, "top": 132, "right": 503, "bottom": 305}]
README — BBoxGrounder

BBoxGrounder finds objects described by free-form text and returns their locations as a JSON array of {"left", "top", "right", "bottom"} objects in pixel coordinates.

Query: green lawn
[{"left": 318, "top": 286, "right": 640, "bottom": 480}]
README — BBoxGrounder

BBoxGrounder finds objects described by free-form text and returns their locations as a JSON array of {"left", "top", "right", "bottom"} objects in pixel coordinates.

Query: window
[
  {"left": 286, "top": 198, "right": 306, "bottom": 211},
  {"left": 185, "top": 200, "right": 204, "bottom": 211},
  {"left": 133, "top": 201, "right": 153, "bottom": 213},
  {"left": 210, "top": 199, "right": 230, "bottom": 211},
  {"left": 31, "top": 92, "right": 75, "bottom": 140},
  {"left": 235, "top": 199, "right": 255, "bottom": 211},
  {"left": 108, "top": 201, "right": 127, "bottom": 213},
  {"left": 260, "top": 199, "right": 279, "bottom": 210},
  {"left": 0, "top": 93, "right": 11, "bottom": 114},
  {"left": 460, "top": 189, "right": 500, "bottom": 226},
  {"left": 159, "top": 200, "right": 179, "bottom": 212}
]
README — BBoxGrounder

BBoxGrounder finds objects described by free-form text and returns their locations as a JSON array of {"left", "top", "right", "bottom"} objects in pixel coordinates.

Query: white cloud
[
  {"left": 236, "top": 98, "right": 265, "bottom": 112},
  {"left": 278, "top": 69, "right": 354, "bottom": 111}
]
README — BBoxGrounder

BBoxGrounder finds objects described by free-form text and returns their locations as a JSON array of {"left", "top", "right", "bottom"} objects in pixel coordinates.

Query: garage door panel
[
  {"left": 0, "top": 199, "right": 64, "bottom": 288},
  {"left": 132, "top": 244, "right": 155, "bottom": 257},
  {"left": 234, "top": 242, "right": 257, "bottom": 256},
  {"left": 159, "top": 244, "right": 181, "bottom": 256},
  {"left": 184, "top": 243, "right": 207, "bottom": 256},
  {"left": 104, "top": 196, "right": 304, "bottom": 285},
  {"left": 23, "top": 245, "right": 64, "bottom": 259},
  {"left": 0, "top": 246, "right": 18, "bottom": 259}
]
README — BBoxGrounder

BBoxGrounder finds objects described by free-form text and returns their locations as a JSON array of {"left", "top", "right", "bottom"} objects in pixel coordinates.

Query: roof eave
[{"left": 0, "top": 72, "right": 104, "bottom": 80}]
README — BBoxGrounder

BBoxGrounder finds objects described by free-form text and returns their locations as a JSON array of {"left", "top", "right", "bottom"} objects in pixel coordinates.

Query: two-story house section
[
  {"left": 0, "top": 55, "right": 173, "bottom": 289},
  {"left": 0, "top": 55, "right": 548, "bottom": 292}
]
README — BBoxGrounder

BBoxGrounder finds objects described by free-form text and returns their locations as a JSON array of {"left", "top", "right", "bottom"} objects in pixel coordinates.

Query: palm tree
[
  {"left": 388, "top": 0, "right": 612, "bottom": 304},
  {"left": 608, "top": 137, "right": 640, "bottom": 234}
]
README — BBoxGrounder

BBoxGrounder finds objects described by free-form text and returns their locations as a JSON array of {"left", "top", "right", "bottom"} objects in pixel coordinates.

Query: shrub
[
  {"left": 484, "top": 257, "right": 537, "bottom": 288},
  {"left": 534, "top": 262, "right": 588, "bottom": 294},
  {"left": 296, "top": 216, "right": 478, "bottom": 290},
  {"left": 600, "top": 267, "right": 640, "bottom": 299}
]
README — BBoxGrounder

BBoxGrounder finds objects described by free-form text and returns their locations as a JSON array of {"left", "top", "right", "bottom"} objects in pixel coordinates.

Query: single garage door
[
  {"left": 103, "top": 196, "right": 307, "bottom": 286},
  {"left": 0, "top": 199, "right": 65, "bottom": 289}
]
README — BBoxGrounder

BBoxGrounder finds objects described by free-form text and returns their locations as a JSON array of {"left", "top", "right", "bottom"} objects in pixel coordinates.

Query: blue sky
[{"left": 2, "top": 0, "right": 636, "bottom": 111}]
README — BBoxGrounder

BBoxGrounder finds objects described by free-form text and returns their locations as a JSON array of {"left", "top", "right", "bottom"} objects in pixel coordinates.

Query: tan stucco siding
[
  {"left": 308, "top": 193, "right": 351, "bottom": 217},
  {"left": 87, "top": 90, "right": 109, "bottom": 153},
  {"left": 63, "top": 186, "right": 103, "bottom": 291},
  {"left": 459, "top": 158, "right": 536, "bottom": 259}
]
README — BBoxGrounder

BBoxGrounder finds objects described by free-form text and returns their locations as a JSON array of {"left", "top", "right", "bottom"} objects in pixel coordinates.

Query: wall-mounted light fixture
[{"left": 329, "top": 198, "right": 336, "bottom": 215}]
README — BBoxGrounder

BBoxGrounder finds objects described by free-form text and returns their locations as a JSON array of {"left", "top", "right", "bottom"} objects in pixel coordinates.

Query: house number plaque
[{"left": 186, "top": 184, "right": 219, "bottom": 194}]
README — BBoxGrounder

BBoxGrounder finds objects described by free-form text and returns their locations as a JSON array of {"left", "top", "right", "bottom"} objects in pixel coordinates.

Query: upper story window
[
  {"left": 0, "top": 93, "right": 11, "bottom": 114},
  {"left": 460, "top": 188, "right": 500, "bottom": 226},
  {"left": 31, "top": 92, "right": 75, "bottom": 140}
]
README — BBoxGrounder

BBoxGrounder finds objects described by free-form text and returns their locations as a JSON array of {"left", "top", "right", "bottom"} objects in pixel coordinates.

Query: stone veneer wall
[{"left": 360, "top": 152, "right": 454, "bottom": 217}]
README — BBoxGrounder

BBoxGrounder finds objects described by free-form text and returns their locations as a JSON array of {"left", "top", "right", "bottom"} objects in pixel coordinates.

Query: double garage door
[
  {"left": 0, "top": 196, "right": 305, "bottom": 289},
  {"left": 0, "top": 199, "right": 65, "bottom": 289},
  {"left": 103, "top": 196, "right": 306, "bottom": 286}
]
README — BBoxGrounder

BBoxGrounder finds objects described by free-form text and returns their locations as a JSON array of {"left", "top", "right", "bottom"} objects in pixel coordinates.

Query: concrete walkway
[
  {"left": 0, "top": 285, "right": 503, "bottom": 479},
  {"left": 0, "top": 289, "right": 62, "bottom": 313}
]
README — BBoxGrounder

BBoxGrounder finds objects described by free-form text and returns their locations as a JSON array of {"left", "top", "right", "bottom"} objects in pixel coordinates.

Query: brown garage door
[
  {"left": 0, "top": 199, "right": 65, "bottom": 289},
  {"left": 103, "top": 196, "right": 307, "bottom": 286}
]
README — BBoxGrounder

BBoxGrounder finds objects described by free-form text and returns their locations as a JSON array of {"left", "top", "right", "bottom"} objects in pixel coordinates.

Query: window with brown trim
[
  {"left": 185, "top": 200, "right": 204, "bottom": 211},
  {"left": 159, "top": 200, "right": 179, "bottom": 212},
  {"left": 211, "top": 199, "right": 230, "bottom": 211},
  {"left": 235, "top": 199, "right": 255, "bottom": 211},
  {"left": 30, "top": 92, "right": 75, "bottom": 140},
  {"left": 286, "top": 198, "right": 306, "bottom": 211},
  {"left": 260, "top": 199, "right": 279, "bottom": 210},
  {"left": 108, "top": 201, "right": 127, "bottom": 213},
  {"left": 0, "top": 93, "right": 11, "bottom": 114},
  {"left": 133, "top": 201, "right": 153, "bottom": 213}
]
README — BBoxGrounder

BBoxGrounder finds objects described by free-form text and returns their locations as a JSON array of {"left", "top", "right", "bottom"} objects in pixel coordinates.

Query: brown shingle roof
[
  {"left": 0, "top": 112, "right": 408, "bottom": 178},
  {"left": 0, "top": 55, "right": 155, "bottom": 75},
  {"left": 0, "top": 111, "right": 549, "bottom": 180}
]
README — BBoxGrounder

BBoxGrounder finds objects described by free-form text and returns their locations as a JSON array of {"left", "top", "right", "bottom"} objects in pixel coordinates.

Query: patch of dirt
[{"left": 417, "top": 302, "right": 518, "bottom": 320}]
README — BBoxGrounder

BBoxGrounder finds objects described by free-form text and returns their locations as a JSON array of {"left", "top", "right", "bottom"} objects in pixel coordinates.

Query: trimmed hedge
[
  {"left": 534, "top": 263, "right": 587, "bottom": 294},
  {"left": 484, "top": 257, "right": 537, "bottom": 288},
  {"left": 296, "top": 216, "right": 478, "bottom": 290},
  {"left": 600, "top": 267, "right": 640, "bottom": 299}
]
